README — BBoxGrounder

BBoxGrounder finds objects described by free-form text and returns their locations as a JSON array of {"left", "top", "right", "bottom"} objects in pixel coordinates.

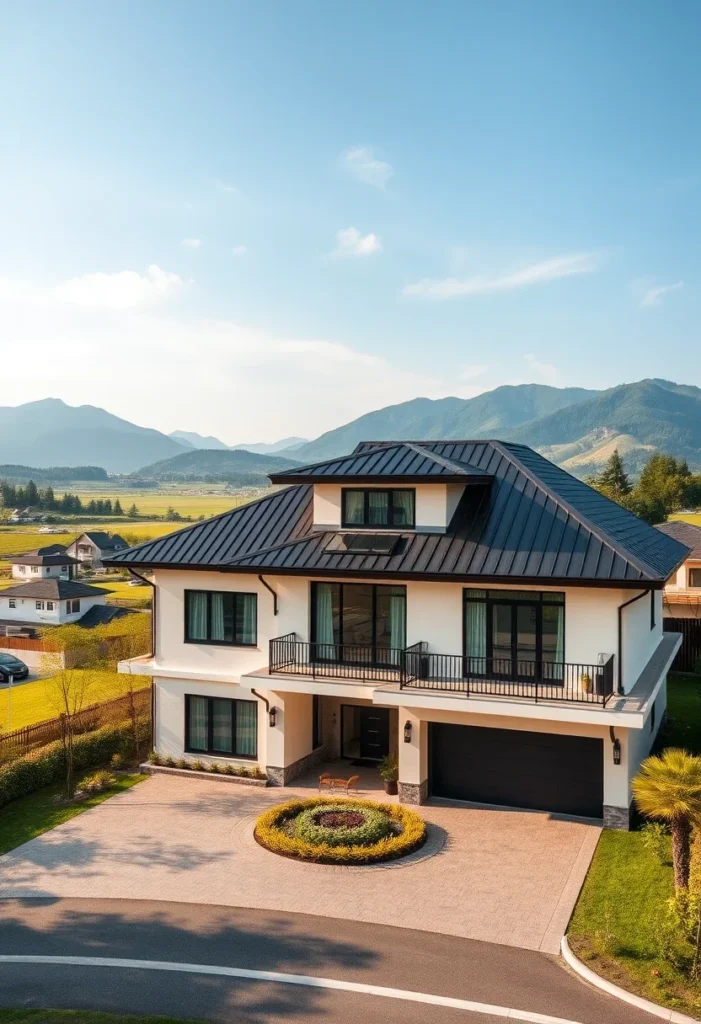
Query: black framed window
[
  {"left": 689, "top": 569, "right": 701, "bottom": 589},
  {"left": 341, "top": 489, "right": 415, "bottom": 529},
  {"left": 311, "top": 581, "right": 406, "bottom": 664},
  {"left": 312, "top": 694, "right": 322, "bottom": 749},
  {"left": 185, "top": 590, "right": 257, "bottom": 646},
  {"left": 464, "top": 589, "right": 565, "bottom": 681},
  {"left": 185, "top": 695, "right": 258, "bottom": 758}
]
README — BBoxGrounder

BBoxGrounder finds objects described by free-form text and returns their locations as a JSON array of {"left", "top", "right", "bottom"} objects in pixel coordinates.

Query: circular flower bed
[{"left": 254, "top": 796, "right": 427, "bottom": 864}]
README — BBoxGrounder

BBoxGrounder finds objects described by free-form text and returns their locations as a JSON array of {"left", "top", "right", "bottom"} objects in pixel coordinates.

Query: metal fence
[
  {"left": 664, "top": 618, "right": 701, "bottom": 673},
  {"left": 0, "top": 686, "right": 151, "bottom": 764}
]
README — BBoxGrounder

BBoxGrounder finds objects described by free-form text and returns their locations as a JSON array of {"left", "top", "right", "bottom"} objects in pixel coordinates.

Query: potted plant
[
  {"left": 379, "top": 753, "right": 399, "bottom": 796},
  {"left": 580, "top": 672, "right": 592, "bottom": 694}
]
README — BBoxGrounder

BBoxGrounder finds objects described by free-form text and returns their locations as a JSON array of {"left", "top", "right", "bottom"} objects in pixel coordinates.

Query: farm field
[
  {"left": 72, "top": 490, "right": 251, "bottom": 518},
  {"left": 672, "top": 513, "right": 701, "bottom": 526},
  {"left": 0, "top": 670, "right": 150, "bottom": 733}
]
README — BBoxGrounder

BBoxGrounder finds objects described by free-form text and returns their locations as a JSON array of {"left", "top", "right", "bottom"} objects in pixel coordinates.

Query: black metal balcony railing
[{"left": 269, "top": 634, "right": 615, "bottom": 705}]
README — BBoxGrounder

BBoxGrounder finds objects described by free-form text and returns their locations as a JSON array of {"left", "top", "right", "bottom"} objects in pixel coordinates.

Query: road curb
[{"left": 560, "top": 936, "right": 699, "bottom": 1023}]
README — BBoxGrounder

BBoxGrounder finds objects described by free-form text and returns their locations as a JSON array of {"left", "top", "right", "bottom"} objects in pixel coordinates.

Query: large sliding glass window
[
  {"left": 312, "top": 582, "right": 406, "bottom": 665},
  {"left": 185, "top": 695, "right": 258, "bottom": 757},
  {"left": 464, "top": 589, "right": 565, "bottom": 682},
  {"left": 341, "top": 489, "right": 415, "bottom": 528},
  {"left": 185, "top": 590, "right": 257, "bottom": 646}
]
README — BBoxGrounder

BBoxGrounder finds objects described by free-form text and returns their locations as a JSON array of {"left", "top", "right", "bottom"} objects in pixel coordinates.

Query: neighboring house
[
  {"left": 10, "top": 546, "right": 78, "bottom": 581},
  {"left": 656, "top": 520, "right": 701, "bottom": 618},
  {"left": 66, "top": 532, "right": 128, "bottom": 569},
  {"left": 106, "top": 440, "right": 687, "bottom": 830},
  {"left": 0, "top": 579, "right": 110, "bottom": 627}
]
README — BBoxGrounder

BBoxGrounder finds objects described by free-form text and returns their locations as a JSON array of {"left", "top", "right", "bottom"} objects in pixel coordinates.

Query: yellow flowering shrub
[{"left": 254, "top": 795, "right": 427, "bottom": 864}]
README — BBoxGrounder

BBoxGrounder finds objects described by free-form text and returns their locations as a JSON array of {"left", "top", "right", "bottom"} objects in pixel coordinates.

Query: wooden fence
[
  {"left": 0, "top": 686, "right": 151, "bottom": 764},
  {"left": 664, "top": 618, "right": 701, "bottom": 673}
]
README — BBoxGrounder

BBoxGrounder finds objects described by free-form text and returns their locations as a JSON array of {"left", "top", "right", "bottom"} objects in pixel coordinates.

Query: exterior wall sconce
[
  {"left": 269, "top": 706, "right": 278, "bottom": 728},
  {"left": 609, "top": 726, "right": 621, "bottom": 765},
  {"left": 403, "top": 720, "right": 412, "bottom": 743}
]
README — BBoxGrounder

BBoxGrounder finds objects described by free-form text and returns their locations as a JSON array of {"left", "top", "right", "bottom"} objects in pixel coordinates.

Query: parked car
[{"left": 0, "top": 653, "right": 29, "bottom": 683}]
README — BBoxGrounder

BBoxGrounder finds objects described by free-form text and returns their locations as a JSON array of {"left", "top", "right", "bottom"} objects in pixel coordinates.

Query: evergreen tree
[
  {"left": 596, "top": 449, "right": 631, "bottom": 500},
  {"left": 104, "top": 498, "right": 113, "bottom": 515},
  {"left": 128, "top": 503, "right": 139, "bottom": 517},
  {"left": 114, "top": 498, "right": 123, "bottom": 515},
  {"left": 24, "top": 480, "right": 39, "bottom": 507}
]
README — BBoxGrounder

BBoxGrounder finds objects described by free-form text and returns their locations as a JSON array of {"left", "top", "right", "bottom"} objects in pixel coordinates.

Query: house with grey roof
[
  {"left": 656, "top": 519, "right": 701, "bottom": 618},
  {"left": 66, "top": 531, "right": 128, "bottom": 569},
  {"left": 10, "top": 545, "right": 78, "bottom": 581},
  {"left": 105, "top": 439, "right": 687, "bottom": 830},
  {"left": 0, "top": 578, "right": 111, "bottom": 628}
]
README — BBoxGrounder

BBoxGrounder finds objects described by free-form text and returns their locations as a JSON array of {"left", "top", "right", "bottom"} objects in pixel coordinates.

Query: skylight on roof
[{"left": 325, "top": 533, "right": 401, "bottom": 555}]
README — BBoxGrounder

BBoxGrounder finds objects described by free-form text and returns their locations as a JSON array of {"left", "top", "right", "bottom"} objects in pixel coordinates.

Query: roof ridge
[
  {"left": 402, "top": 442, "right": 477, "bottom": 474},
  {"left": 493, "top": 441, "right": 659, "bottom": 580},
  {"left": 278, "top": 442, "right": 408, "bottom": 475},
  {"left": 226, "top": 530, "right": 318, "bottom": 565}
]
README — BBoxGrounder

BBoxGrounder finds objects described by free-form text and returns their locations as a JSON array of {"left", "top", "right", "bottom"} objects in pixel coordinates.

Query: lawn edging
[
  {"left": 561, "top": 936, "right": 698, "bottom": 1023},
  {"left": 141, "top": 763, "right": 268, "bottom": 787}
]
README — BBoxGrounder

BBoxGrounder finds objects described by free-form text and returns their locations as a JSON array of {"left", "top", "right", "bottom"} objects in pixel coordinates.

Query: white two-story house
[
  {"left": 106, "top": 440, "right": 687, "bottom": 830},
  {"left": 10, "top": 546, "right": 78, "bottom": 581}
]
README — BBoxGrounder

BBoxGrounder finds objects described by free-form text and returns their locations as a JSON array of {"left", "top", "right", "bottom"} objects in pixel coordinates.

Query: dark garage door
[{"left": 429, "top": 723, "right": 603, "bottom": 819}]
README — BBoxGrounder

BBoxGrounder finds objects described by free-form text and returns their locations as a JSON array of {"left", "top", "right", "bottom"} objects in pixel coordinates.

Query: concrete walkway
[{"left": 0, "top": 774, "right": 601, "bottom": 953}]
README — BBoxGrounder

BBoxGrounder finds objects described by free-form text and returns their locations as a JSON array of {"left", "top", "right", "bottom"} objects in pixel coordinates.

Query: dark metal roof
[
  {"left": 104, "top": 484, "right": 312, "bottom": 569},
  {"left": 10, "top": 550, "right": 78, "bottom": 566},
  {"left": 268, "top": 442, "right": 491, "bottom": 484},
  {"left": 105, "top": 440, "right": 689, "bottom": 586},
  {"left": 656, "top": 520, "right": 701, "bottom": 559},
  {"left": 0, "top": 579, "right": 108, "bottom": 600},
  {"left": 78, "top": 605, "right": 138, "bottom": 627},
  {"left": 73, "top": 532, "right": 128, "bottom": 550}
]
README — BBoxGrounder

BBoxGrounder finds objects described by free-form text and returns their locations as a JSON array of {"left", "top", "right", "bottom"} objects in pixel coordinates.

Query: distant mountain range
[
  {"left": 0, "top": 399, "right": 188, "bottom": 474},
  {"left": 3, "top": 380, "right": 701, "bottom": 482},
  {"left": 134, "top": 448, "right": 300, "bottom": 485},
  {"left": 169, "top": 430, "right": 308, "bottom": 455},
  {"left": 295, "top": 379, "right": 701, "bottom": 475}
]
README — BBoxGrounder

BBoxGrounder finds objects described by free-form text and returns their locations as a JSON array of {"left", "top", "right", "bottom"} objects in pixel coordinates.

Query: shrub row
[
  {"left": 149, "top": 752, "right": 266, "bottom": 779},
  {"left": 294, "top": 801, "right": 391, "bottom": 847},
  {"left": 255, "top": 796, "right": 427, "bottom": 864},
  {"left": 0, "top": 719, "right": 148, "bottom": 808}
]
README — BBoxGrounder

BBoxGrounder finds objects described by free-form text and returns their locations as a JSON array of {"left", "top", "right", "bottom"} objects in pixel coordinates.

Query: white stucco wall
[
  {"left": 0, "top": 593, "right": 105, "bottom": 625},
  {"left": 311, "top": 482, "right": 464, "bottom": 532},
  {"left": 154, "top": 569, "right": 662, "bottom": 694}
]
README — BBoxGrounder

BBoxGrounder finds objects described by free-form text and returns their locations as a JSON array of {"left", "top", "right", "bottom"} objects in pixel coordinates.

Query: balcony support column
[{"left": 398, "top": 709, "right": 428, "bottom": 804}]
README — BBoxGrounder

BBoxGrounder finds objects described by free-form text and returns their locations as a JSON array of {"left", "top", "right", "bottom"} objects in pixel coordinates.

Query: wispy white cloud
[
  {"left": 403, "top": 252, "right": 600, "bottom": 300},
  {"left": 181, "top": 238, "right": 202, "bottom": 249},
  {"left": 340, "top": 146, "right": 393, "bottom": 189},
  {"left": 231, "top": 245, "right": 247, "bottom": 256},
  {"left": 331, "top": 227, "right": 382, "bottom": 258},
  {"left": 51, "top": 265, "right": 186, "bottom": 311},
  {"left": 640, "top": 280, "right": 684, "bottom": 308},
  {"left": 214, "top": 179, "right": 238, "bottom": 193},
  {"left": 525, "top": 353, "right": 558, "bottom": 386}
]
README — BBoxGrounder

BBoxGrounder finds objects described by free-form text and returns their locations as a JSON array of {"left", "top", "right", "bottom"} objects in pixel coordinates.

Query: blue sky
[{"left": 0, "top": 1, "right": 699, "bottom": 443}]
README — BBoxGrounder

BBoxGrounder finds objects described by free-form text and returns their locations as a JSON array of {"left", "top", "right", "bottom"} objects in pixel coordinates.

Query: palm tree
[{"left": 632, "top": 748, "right": 701, "bottom": 890}]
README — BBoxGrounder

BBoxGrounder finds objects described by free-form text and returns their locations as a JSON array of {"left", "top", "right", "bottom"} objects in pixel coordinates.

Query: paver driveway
[{"left": 0, "top": 774, "right": 600, "bottom": 953}]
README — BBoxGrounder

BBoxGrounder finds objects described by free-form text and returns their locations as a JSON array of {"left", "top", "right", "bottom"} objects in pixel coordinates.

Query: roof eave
[{"left": 98, "top": 557, "right": 665, "bottom": 589}]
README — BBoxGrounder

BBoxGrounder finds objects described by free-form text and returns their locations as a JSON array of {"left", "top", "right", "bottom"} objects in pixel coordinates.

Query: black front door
[
  {"left": 359, "top": 708, "right": 390, "bottom": 760},
  {"left": 491, "top": 601, "right": 539, "bottom": 681}
]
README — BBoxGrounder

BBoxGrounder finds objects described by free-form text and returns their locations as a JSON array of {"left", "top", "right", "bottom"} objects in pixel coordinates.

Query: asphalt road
[{"left": 0, "top": 898, "right": 660, "bottom": 1023}]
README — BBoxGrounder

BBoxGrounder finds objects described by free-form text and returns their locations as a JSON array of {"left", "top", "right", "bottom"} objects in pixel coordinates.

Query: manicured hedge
[
  {"left": 0, "top": 719, "right": 148, "bottom": 808},
  {"left": 255, "top": 796, "right": 427, "bottom": 864},
  {"left": 294, "top": 801, "right": 391, "bottom": 847}
]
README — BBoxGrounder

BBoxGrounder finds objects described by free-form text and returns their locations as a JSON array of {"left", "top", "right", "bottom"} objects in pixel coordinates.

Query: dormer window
[{"left": 341, "top": 489, "right": 415, "bottom": 529}]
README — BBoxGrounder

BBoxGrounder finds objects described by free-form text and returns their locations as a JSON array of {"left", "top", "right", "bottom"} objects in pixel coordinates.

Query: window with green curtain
[
  {"left": 187, "top": 695, "right": 208, "bottom": 751},
  {"left": 314, "top": 582, "right": 339, "bottom": 660},
  {"left": 465, "top": 598, "right": 487, "bottom": 669},
  {"left": 185, "top": 591, "right": 257, "bottom": 645},
  {"left": 186, "top": 695, "right": 258, "bottom": 758},
  {"left": 187, "top": 592, "right": 208, "bottom": 641},
  {"left": 343, "top": 491, "right": 365, "bottom": 525},
  {"left": 368, "top": 490, "right": 389, "bottom": 525},
  {"left": 235, "top": 700, "right": 258, "bottom": 757},
  {"left": 392, "top": 490, "right": 414, "bottom": 526}
]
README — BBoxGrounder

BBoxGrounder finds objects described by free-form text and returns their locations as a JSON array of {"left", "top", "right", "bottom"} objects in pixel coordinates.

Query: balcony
[{"left": 269, "top": 634, "right": 615, "bottom": 705}]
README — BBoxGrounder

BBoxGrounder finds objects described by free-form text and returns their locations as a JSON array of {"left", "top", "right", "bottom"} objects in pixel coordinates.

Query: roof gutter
[
  {"left": 258, "top": 575, "right": 278, "bottom": 615},
  {"left": 617, "top": 589, "right": 651, "bottom": 695}
]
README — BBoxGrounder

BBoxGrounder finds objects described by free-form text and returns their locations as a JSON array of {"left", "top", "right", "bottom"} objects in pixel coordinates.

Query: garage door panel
[{"left": 429, "top": 723, "right": 603, "bottom": 819}]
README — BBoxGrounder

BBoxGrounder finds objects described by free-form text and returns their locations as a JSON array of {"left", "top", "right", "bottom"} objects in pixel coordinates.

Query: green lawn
[
  {"left": 0, "top": 773, "right": 146, "bottom": 855},
  {"left": 568, "top": 673, "right": 701, "bottom": 1017},
  {"left": 0, "top": 1011, "right": 204, "bottom": 1024},
  {"left": 0, "top": 672, "right": 150, "bottom": 733}
]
